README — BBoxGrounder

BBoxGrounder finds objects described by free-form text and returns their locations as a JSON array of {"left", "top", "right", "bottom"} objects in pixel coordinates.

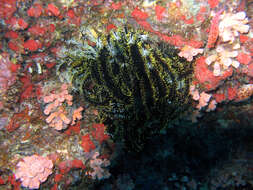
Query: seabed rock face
[{"left": 0, "top": 0, "right": 253, "bottom": 189}]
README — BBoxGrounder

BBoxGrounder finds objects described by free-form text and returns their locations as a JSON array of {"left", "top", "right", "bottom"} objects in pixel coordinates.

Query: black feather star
[{"left": 60, "top": 27, "right": 193, "bottom": 151}]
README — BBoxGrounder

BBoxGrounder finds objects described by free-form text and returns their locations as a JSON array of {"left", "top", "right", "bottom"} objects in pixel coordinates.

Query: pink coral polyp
[{"left": 15, "top": 155, "right": 53, "bottom": 189}]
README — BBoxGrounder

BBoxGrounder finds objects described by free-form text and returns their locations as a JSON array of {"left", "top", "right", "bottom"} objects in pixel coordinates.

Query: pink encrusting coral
[
  {"left": 178, "top": 45, "right": 203, "bottom": 61},
  {"left": 71, "top": 106, "right": 84, "bottom": 125},
  {"left": 204, "top": 10, "right": 250, "bottom": 76},
  {"left": 235, "top": 84, "right": 253, "bottom": 102},
  {"left": 203, "top": 10, "right": 250, "bottom": 77},
  {"left": 87, "top": 152, "right": 111, "bottom": 180},
  {"left": 43, "top": 83, "right": 72, "bottom": 130},
  {"left": 189, "top": 84, "right": 200, "bottom": 101},
  {"left": 189, "top": 85, "right": 213, "bottom": 110},
  {"left": 0, "top": 53, "right": 20, "bottom": 93},
  {"left": 205, "top": 45, "right": 240, "bottom": 76},
  {"left": 14, "top": 154, "right": 53, "bottom": 189},
  {"left": 218, "top": 11, "right": 249, "bottom": 43},
  {"left": 43, "top": 83, "right": 83, "bottom": 130},
  {"left": 196, "top": 92, "right": 212, "bottom": 110},
  {"left": 207, "top": 99, "right": 217, "bottom": 112},
  {"left": 207, "top": 10, "right": 223, "bottom": 48}
]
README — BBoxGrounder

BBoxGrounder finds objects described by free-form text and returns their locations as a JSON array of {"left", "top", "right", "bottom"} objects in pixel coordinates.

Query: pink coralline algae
[
  {"left": 47, "top": 4, "right": 60, "bottom": 17},
  {"left": 235, "top": 84, "right": 253, "bottom": 102},
  {"left": 27, "top": 3, "right": 44, "bottom": 18},
  {"left": 81, "top": 134, "right": 96, "bottom": 153},
  {"left": 0, "top": 0, "right": 16, "bottom": 19},
  {"left": 91, "top": 123, "right": 110, "bottom": 144},
  {"left": 5, "top": 30, "right": 19, "bottom": 39},
  {"left": 206, "top": 99, "right": 217, "bottom": 112},
  {"left": 194, "top": 56, "right": 233, "bottom": 90},
  {"left": 208, "top": 0, "right": 220, "bottom": 9},
  {"left": 237, "top": 52, "right": 251, "bottom": 65},
  {"left": 155, "top": 5, "right": 166, "bottom": 20},
  {"left": 131, "top": 7, "right": 149, "bottom": 21},
  {"left": 15, "top": 155, "right": 53, "bottom": 189},
  {"left": 111, "top": 2, "right": 122, "bottom": 10},
  {"left": 207, "top": 10, "right": 223, "bottom": 48},
  {"left": 0, "top": 53, "right": 19, "bottom": 93},
  {"left": 24, "top": 39, "right": 41, "bottom": 51},
  {"left": 5, "top": 17, "right": 28, "bottom": 30},
  {"left": 71, "top": 106, "right": 83, "bottom": 125}
]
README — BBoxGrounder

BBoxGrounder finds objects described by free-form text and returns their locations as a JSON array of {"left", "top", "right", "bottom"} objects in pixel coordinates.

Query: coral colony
[
  {"left": 43, "top": 83, "right": 84, "bottom": 130},
  {"left": 14, "top": 155, "right": 53, "bottom": 189},
  {"left": 0, "top": 0, "right": 252, "bottom": 189}
]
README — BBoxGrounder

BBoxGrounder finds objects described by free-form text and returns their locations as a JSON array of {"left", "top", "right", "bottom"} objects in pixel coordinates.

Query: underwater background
[{"left": 0, "top": 0, "right": 253, "bottom": 189}]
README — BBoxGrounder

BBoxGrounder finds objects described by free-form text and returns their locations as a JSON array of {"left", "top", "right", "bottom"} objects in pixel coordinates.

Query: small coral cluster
[
  {"left": 205, "top": 46, "right": 239, "bottom": 76},
  {"left": 189, "top": 84, "right": 216, "bottom": 111},
  {"left": 0, "top": 53, "right": 19, "bottom": 93},
  {"left": 190, "top": 83, "right": 253, "bottom": 117},
  {"left": 87, "top": 152, "right": 111, "bottom": 180},
  {"left": 218, "top": 12, "right": 249, "bottom": 43},
  {"left": 178, "top": 45, "right": 203, "bottom": 62},
  {"left": 205, "top": 11, "right": 250, "bottom": 76},
  {"left": 14, "top": 154, "right": 53, "bottom": 189},
  {"left": 43, "top": 83, "right": 83, "bottom": 130},
  {"left": 191, "top": 8, "right": 252, "bottom": 116},
  {"left": 236, "top": 84, "right": 253, "bottom": 102}
]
